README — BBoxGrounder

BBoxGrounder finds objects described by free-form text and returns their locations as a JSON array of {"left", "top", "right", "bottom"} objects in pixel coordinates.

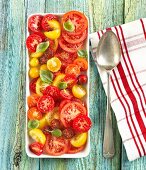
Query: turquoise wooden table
[{"left": 0, "top": 0, "right": 146, "bottom": 169}]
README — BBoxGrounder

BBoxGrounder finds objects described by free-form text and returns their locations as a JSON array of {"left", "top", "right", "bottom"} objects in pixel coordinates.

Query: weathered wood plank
[{"left": 121, "top": 0, "right": 146, "bottom": 169}]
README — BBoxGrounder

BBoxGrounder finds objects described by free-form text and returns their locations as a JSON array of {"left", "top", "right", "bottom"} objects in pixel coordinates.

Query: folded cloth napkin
[{"left": 89, "top": 18, "right": 146, "bottom": 161}]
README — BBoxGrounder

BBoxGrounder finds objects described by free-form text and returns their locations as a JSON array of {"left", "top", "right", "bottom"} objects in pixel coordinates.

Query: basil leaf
[
  {"left": 63, "top": 20, "right": 75, "bottom": 32},
  {"left": 36, "top": 41, "right": 49, "bottom": 53},
  {"left": 51, "top": 129, "right": 62, "bottom": 137},
  {"left": 28, "top": 120, "right": 39, "bottom": 129},
  {"left": 40, "top": 70, "right": 53, "bottom": 84},
  {"left": 77, "top": 50, "right": 87, "bottom": 58},
  {"left": 58, "top": 82, "right": 68, "bottom": 89}
]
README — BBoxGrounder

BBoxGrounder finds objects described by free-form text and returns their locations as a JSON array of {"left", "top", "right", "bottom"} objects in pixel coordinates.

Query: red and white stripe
[{"left": 90, "top": 18, "right": 146, "bottom": 161}]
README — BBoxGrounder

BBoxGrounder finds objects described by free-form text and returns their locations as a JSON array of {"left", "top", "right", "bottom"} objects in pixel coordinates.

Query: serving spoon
[{"left": 96, "top": 31, "right": 121, "bottom": 158}]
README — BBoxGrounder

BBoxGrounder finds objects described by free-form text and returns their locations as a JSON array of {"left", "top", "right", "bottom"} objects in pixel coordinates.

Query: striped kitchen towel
[{"left": 90, "top": 19, "right": 146, "bottom": 161}]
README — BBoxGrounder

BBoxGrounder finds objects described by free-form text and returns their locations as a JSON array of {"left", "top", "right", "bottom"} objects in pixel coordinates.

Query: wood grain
[{"left": 0, "top": 0, "right": 146, "bottom": 170}]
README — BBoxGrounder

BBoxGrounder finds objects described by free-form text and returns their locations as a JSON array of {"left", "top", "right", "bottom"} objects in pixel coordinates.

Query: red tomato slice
[
  {"left": 26, "top": 34, "right": 43, "bottom": 52},
  {"left": 41, "top": 14, "right": 58, "bottom": 31},
  {"left": 60, "top": 89, "right": 73, "bottom": 100},
  {"left": 61, "top": 11, "right": 88, "bottom": 35},
  {"left": 73, "top": 114, "right": 92, "bottom": 132},
  {"left": 65, "top": 64, "right": 80, "bottom": 76},
  {"left": 59, "top": 38, "right": 83, "bottom": 53},
  {"left": 29, "top": 142, "right": 44, "bottom": 156},
  {"left": 27, "top": 94, "right": 40, "bottom": 108},
  {"left": 45, "top": 135, "right": 69, "bottom": 156},
  {"left": 37, "top": 95, "right": 55, "bottom": 113},
  {"left": 59, "top": 99, "right": 71, "bottom": 112},
  {"left": 60, "top": 101, "right": 87, "bottom": 127},
  {"left": 64, "top": 74, "right": 77, "bottom": 88},
  {"left": 67, "top": 145, "right": 85, "bottom": 154},
  {"left": 62, "top": 30, "right": 87, "bottom": 44},
  {"left": 43, "top": 85, "right": 60, "bottom": 101},
  {"left": 34, "top": 32, "right": 46, "bottom": 41},
  {"left": 28, "top": 15, "right": 43, "bottom": 33},
  {"left": 27, "top": 107, "right": 43, "bottom": 120},
  {"left": 29, "top": 78, "right": 38, "bottom": 93}
]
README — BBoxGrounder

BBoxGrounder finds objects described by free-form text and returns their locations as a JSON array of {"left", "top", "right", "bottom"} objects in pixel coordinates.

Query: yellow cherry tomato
[
  {"left": 36, "top": 78, "right": 50, "bottom": 96},
  {"left": 29, "top": 128, "right": 46, "bottom": 144},
  {"left": 38, "top": 116, "right": 48, "bottom": 129},
  {"left": 72, "top": 84, "right": 86, "bottom": 99},
  {"left": 45, "top": 107, "right": 60, "bottom": 125},
  {"left": 30, "top": 52, "right": 43, "bottom": 58},
  {"left": 30, "top": 58, "right": 39, "bottom": 67},
  {"left": 40, "top": 64, "right": 48, "bottom": 70},
  {"left": 52, "top": 73, "right": 65, "bottom": 87},
  {"left": 29, "top": 67, "right": 40, "bottom": 78},
  {"left": 70, "top": 133, "right": 87, "bottom": 147},
  {"left": 44, "top": 20, "right": 61, "bottom": 40},
  {"left": 47, "top": 57, "right": 61, "bottom": 72}
]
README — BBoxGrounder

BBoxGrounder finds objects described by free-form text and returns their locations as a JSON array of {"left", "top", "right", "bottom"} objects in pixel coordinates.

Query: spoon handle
[{"left": 103, "top": 72, "right": 115, "bottom": 158}]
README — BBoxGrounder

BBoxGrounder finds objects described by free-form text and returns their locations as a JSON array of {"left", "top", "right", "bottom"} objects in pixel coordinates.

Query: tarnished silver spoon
[{"left": 96, "top": 31, "right": 121, "bottom": 158}]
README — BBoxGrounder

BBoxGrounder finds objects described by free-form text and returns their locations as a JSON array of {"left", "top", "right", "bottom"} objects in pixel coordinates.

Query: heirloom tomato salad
[{"left": 26, "top": 11, "right": 91, "bottom": 156}]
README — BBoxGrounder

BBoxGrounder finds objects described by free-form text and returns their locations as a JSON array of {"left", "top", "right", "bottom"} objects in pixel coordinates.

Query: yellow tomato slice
[
  {"left": 45, "top": 107, "right": 60, "bottom": 125},
  {"left": 70, "top": 133, "right": 87, "bottom": 147},
  {"left": 29, "top": 128, "right": 46, "bottom": 144},
  {"left": 72, "top": 84, "right": 86, "bottom": 99},
  {"left": 47, "top": 57, "right": 61, "bottom": 72},
  {"left": 38, "top": 116, "right": 48, "bottom": 129},
  {"left": 52, "top": 73, "right": 65, "bottom": 87},
  {"left": 30, "top": 52, "right": 43, "bottom": 58},
  {"left": 29, "top": 67, "right": 40, "bottom": 78},
  {"left": 40, "top": 64, "right": 48, "bottom": 70}
]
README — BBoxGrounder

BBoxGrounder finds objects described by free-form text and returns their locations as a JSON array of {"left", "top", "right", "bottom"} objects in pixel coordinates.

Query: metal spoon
[{"left": 96, "top": 31, "right": 121, "bottom": 158}]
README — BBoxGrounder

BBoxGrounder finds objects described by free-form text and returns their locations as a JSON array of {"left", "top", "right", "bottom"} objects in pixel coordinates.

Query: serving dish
[{"left": 25, "top": 12, "right": 90, "bottom": 158}]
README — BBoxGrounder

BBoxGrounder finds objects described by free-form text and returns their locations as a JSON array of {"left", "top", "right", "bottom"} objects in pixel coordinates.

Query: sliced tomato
[
  {"left": 60, "top": 101, "right": 87, "bottom": 127},
  {"left": 64, "top": 74, "right": 77, "bottom": 88},
  {"left": 34, "top": 32, "right": 46, "bottom": 41},
  {"left": 73, "top": 114, "right": 92, "bottom": 132},
  {"left": 60, "top": 89, "right": 73, "bottom": 100},
  {"left": 73, "top": 58, "right": 88, "bottom": 71},
  {"left": 29, "top": 78, "right": 38, "bottom": 93},
  {"left": 65, "top": 64, "right": 80, "bottom": 76},
  {"left": 62, "top": 30, "right": 87, "bottom": 44},
  {"left": 26, "top": 34, "right": 43, "bottom": 52},
  {"left": 43, "top": 85, "right": 60, "bottom": 101},
  {"left": 41, "top": 14, "right": 58, "bottom": 31},
  {"left": 59, "top": 38, "right": 83, "bottom": 53},
  {"left": 29, "top": 142, "right": 44, "bottom": 156},
  {"left": 28, "top": 15, "right": 43, "bottom": 33},
  {"left": 67, "top": 145, "right": 85, "bottom": 154},
  {"left": 45, "top": 135, "right": 69, "bottom": 156},
  {"left": 27, "top": 107, "right": 43, "bottom": 120},
  {"left": 61, "top": 11, "right": 88, "bottom": 35},
  {"left": 59, "top": 99, "right": 70, "bottom": 112},
  {"left": 37, "top": 95, "right": 55, "bottom": 113},
  {"left": 49, "top": 39, "right": 59, "bottom": 52},
  {"left": 27, "top": 94, "right": 40, "bottom": 108}
]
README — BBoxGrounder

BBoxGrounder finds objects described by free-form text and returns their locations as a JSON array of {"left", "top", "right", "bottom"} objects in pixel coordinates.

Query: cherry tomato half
[
  {"left": 37, "top": 95, "right": 55, "bottom": 113},
  {"left": 27, "top": 107, "right": 43, "bottom": 120},
  {"left": 60, "top": 101, "right": 87, "bottom": 127},
  {"left": 29, "top": 142, "right": 44, "bottom": 156},
  {"left": 41, "top": 14, "right": 58, "bottom": 31},
  {"left": 73, "top": 58, "right": 88, "bottom": 71},
  {"left": 43, "top": 85, "right": 60, "bottom": 101},
  {"left": 64, "top": 74, "right": 77, "bottom": 88},
  {"left": 65, "top": 64, "right": 80, "bottom": 77},
  {"left": 29, "top": 78, "right": 38, "bottom": 93},
  {"left": 44, "top": 135, "right": 69, "bottom": 156},
  {"left": 27, "top": 94, "right": 40, "bottom": 108},
  {"left": 67, "top": 145, "right": 85, "bottom": 154},
  {"left": 60, "top": 89, "right": 73, "bottom": 100},
  {"left": 59, "top": 38, "right": 83, "bottom": 53},
  {"left": 73, "top": 114, "right": 92, "bottom": 132},
  {"left": 28, "top": 15, "right": 43, "bottom": 33},
  {"left": 26, "top": 34, "right": 43, "bottom": 52},
  {"left": 61, "top": 11, "right": 88, "bottom": 35}
]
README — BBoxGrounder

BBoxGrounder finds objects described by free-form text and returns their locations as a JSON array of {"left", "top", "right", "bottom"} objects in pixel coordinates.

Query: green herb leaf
[
  {"left": 63, "top": 20, "right": 75, "bottom": 32},
  {"left": 77, "top": 49, "right": 87, "bottom": 58},
  {"left": 40, "top": 70, "right": 53, "bottom": 84},
  {"left": 58, "top": 82, "right": 68, "bottom": 89},
  {"left": 28, "top": 120, "right": 39, "bottom": 129},
  {"left": 51, "top": 129, "right": 62, "bottom": 137},
  {"left": 36, "top": 41, "right": 50, "bottom": 53}
]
